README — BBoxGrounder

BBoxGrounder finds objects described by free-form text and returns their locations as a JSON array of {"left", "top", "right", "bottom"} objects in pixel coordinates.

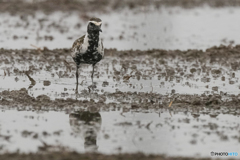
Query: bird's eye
[{"left": 90, "top": 23, "right": 94, "bottom": 26}]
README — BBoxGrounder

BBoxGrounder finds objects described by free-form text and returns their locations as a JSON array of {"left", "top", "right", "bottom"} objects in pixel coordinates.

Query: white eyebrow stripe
[{"left": 89, "top": 21, "right": 102, "bottom": 26}]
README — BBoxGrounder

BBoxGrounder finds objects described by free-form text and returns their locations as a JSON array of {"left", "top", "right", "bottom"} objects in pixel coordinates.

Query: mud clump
[
  {"left": 102, "top": 81, "right": 109, "bottom": 87},
  {"left": 43, "top": 81, "right": 51, "bottom": 86},
  {"left": 36, "top": 95, "right": 51, "bottom": 102},
  {"left": 0, "top": 88, "right": 34, "bottom": 105},
  {"left": 205, "top": 95, "right": 222, "bottom": 106},
  {"left": 211, "top": 69, "right": 221, "bottom": 75},
  {"left": 191, "top": 97, "right": 202, "bottom": 105}
]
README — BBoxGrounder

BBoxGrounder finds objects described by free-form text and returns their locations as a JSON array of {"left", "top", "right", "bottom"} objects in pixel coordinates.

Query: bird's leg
[
  {"left": 75, "top": 65, "right": 79, "bottom": 94},
  {"left": 91, "top": 64, "right": 95, "bottom": 85}
]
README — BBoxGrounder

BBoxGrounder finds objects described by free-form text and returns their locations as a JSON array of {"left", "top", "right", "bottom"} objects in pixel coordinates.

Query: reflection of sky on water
[{"left": 0, "top": 108, "right": 239, "bottom": 159}]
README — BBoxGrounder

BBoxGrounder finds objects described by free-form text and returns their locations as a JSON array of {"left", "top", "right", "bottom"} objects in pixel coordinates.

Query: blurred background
[{"left": 1, "top": 0, "right": 240, "bottom": 51}]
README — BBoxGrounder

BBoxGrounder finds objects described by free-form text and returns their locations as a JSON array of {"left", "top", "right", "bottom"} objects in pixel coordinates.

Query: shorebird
[{"left": 71, "top": 17, "right": 104, "bottom": 93}]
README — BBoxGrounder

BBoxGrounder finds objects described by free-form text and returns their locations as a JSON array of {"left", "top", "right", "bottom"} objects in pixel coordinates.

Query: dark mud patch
[
  {"left": 1, "top": 44, "right": 240, "bottom": 59},
  {"left": 1, "top": 87, "right": 240, "bottom": 114},
  {"left": 109, "top": 44, "right": 240, "bottom": 60},
  {"left": 2, "top": 0, "right": 240, "bottom": 15},
  {"left": 0, "top": 152, "right": 224, "bottom": 160}
]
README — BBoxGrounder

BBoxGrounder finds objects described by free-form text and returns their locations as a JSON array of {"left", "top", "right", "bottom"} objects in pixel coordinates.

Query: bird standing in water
[{"left": 71, "top": 18, "right": 104, "bottom": 93}]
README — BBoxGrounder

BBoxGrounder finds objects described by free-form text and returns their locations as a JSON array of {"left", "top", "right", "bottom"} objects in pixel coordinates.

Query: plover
[{"left": 71, "top": 17, "right": 104, "bottom": 93}]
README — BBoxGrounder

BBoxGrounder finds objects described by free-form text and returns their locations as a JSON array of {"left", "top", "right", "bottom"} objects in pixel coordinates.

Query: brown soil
[
  {"left": 1, "top": 45, "right": 240, "bottom": 111},
  {"left": 0, "top": 46, "right": 240, "bottom": 159},
  {"left": 0, "top": 152, "right": 227, "bottom": 160},
  {"left": 1, "top": 0, "right": 240, "bottom": 15}
]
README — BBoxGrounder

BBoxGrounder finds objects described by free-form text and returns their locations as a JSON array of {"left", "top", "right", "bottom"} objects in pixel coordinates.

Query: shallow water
[
  {"left": 0, "top": 54, "right": 240, "bottom": 102},
  {"left": 0, "top": 108, "right": 239, "bottom": 158},
  {"left": 1, "top": 6, "right": 240, "bottom": 50}
]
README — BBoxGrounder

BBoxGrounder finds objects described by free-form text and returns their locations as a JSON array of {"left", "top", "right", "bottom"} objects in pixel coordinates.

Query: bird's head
[{"left": 87, "top": 17, "right": 102, "bottom": 34}]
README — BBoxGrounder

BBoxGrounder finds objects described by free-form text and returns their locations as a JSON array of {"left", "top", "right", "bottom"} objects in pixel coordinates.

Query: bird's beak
[{"left": 96, "top": 26, "right": 102, "bottom": 32}]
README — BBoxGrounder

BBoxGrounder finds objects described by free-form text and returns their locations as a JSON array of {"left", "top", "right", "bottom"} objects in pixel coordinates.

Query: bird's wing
[
  {"left": 101, "top": 40, "right": 104, "bottom": 56},
  {"left": 71, "top": 35, "right": 85, "bottom": 52}
]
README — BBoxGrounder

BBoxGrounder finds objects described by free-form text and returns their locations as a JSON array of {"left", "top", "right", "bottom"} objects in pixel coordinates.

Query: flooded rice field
[
  {"left": 1, "top": 0, "right": 240, "bottom": 160},
  {"left": 0, "top": 47, "right": 240, "bottom": 159}
]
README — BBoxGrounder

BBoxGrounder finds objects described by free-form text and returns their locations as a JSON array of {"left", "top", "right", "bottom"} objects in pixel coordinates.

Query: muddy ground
[
  {"left": 1, "top": 45, "right": 240, "bottom": 111},
  {"left": 0, "top": 46, "right": 240, "bottom": 159}
]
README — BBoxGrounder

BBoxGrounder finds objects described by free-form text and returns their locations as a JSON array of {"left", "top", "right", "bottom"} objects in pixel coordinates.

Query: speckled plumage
[
  {"left": 71, "top": 32, "right": 104, "bottom": 65},
  {"left": 72, "top": 18, "right": 104, "bottom": 93}
]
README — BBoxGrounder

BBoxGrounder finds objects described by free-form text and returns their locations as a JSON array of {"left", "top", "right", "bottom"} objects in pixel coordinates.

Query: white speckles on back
[{"left": 71, "top": 33, "right": 89, "bottom": 58}]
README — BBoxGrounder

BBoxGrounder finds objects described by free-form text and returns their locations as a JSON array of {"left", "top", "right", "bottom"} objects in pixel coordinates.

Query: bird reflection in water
[{"left": 69, "top": 106, "right": 101, "bottom": 152}]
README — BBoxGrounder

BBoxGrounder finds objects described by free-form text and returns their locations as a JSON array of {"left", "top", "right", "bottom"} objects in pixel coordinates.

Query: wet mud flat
[
  {"left": 0, "top": 46, "right": 240, "bottom": 159},
  {"left": 1, "top": 45, "right": 240, "bottom": 102},
  {"left": 1, "top": 45, "right": 240, "bottom": 113}
]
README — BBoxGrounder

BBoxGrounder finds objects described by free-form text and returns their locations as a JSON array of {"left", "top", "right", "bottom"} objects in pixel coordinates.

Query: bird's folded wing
[{"left": 72, "top": 35, "right": 85, "bottom": 52}]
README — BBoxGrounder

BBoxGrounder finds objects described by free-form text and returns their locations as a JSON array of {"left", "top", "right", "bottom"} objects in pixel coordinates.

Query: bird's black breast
[
  {"left": 74, "top": 50, "right": 102, "bottom": 65},
  {"left": 73, "top": 32, "right": 103, "bottom": 65}
]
